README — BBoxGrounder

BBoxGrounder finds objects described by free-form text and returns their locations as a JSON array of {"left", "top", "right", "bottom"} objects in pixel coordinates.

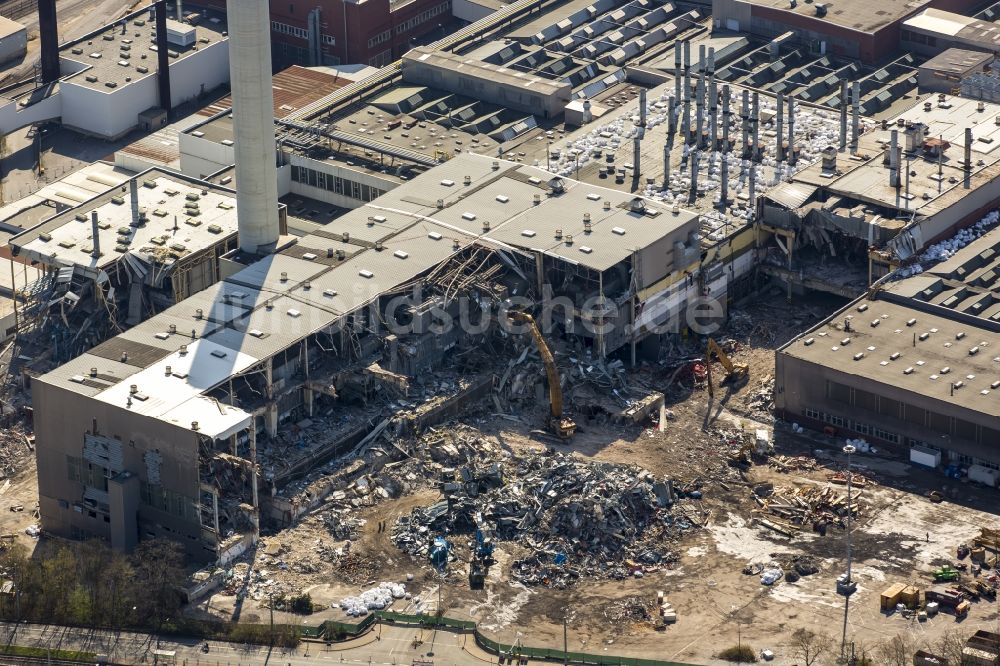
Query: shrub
[{"left": 718, "top": 644, "right": 758, "bottom": 662}]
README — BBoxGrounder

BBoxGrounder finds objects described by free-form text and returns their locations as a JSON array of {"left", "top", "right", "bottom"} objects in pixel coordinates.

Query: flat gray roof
[
  {"left": 60, "top": 8, "right": 227, "bottom": 91},
  {"left": 780, "top": 298, "right": 1000, "bottom": 418},
  {"left": 39, "top": 153, "right": 701, "bottom": 414},
  {"left": 12, "top": 169, "right": 239, "bottom": 273},
  {"left": 747, "top": 0, "right": 936, "bottom": 33},
  {"left": 918, "top": 48, "right": 994, "bottom": 76}
]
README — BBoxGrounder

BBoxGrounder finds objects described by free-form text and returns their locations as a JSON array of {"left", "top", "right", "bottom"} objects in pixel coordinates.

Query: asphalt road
[{"left": 0, "top": 621, "right": 503, "bottom": 666}]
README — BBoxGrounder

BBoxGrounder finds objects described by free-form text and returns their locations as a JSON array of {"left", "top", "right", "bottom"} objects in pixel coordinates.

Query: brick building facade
[{"left": 199, "top": 0, "right": 452, "bottom": 68}]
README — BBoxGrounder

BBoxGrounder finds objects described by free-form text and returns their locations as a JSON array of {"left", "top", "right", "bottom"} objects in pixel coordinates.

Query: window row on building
[
  {"left": 901, "top": 29, "right": 938, "bottom": 47},
  {"left": 291, "top": 165, "right": 388, "bottom": 203},
  {"left": 272, "top": 20, "right": 308, "bottom": 39},
  {"left": 394, "top": 1, "right": 450, "bottom": 35},
  {"left": 817, "top": 379, "right": 1000, "bottom": 445},
  {"left": 368, "top": 30, "right": 391, "bottom": 48}
]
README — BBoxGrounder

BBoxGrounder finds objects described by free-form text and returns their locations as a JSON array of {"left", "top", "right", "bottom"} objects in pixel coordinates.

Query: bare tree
[
  {"left": 789, "top": 628, "right": 831, "bottom": 666},
  {"left": 874, "top": 635, "right": 912, "bottom": 666}
]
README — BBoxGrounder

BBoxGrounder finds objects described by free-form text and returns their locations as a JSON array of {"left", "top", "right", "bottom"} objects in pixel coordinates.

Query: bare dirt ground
[{"left": 198, "top": 293, "right": 1000, "bottom": 664}]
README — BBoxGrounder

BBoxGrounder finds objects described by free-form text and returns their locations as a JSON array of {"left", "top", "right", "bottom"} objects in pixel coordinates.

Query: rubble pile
[
  {"left": 392, "top": 450, "right": 691, "bottom": 586},
  {"left": 0, "top": 423, "right": 34, "bottom": 478},
  {"left": 768, "top": 455, "right": 818, "bottom": 473},
  {"left": 751, "top": 483, "right": 863, "bottom": 537}
]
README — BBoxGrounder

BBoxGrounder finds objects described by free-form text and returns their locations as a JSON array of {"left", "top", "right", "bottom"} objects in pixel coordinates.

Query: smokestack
[
  {"left": 839, "top": 79, "right": 848, "bottom": 150},
  {"left": 776, "top": 92, "right": 784, "bottom": 161},
  {"left": 129, "top": 179, "right": 140, "bottom": 226},
  {"left": 38, "top": 0, "right": 60, "bottom": 84},
  {"left": 227, "top": 0, "right": 281, "bottom": 254},
  {"left": 787, "top": 96, "right": 796, "bottom": 166},
  {"left": 751, "top": 92, "right": 760, "bottom": 162},
  {"left": 748, "top": 161, "right": 756, "bottom": 209},
  {"left": 91, "top": 211, "right": 101, "bottom": 259},
  {"left": 639, "top": 88, "right": 647, "bottom": 128},
  {"left": 155, "top": 0, "right": 172, "bottom": 115},
  {"left": 177, "top": 0, "right": 183, "bottom": 20},
  {"left": 889, "top": 129, "right": 900, "bottom": 188},
  {"left": 851, "top": 81, "right": 861, "bottom": 151}
]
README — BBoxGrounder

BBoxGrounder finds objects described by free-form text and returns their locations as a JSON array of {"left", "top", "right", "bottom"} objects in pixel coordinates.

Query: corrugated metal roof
[
  {"left": 196, "top": 65, "right": 349, "bottom": 119},
  {"left": 765, "top": 182, "right": 818, "bottom": 210}
]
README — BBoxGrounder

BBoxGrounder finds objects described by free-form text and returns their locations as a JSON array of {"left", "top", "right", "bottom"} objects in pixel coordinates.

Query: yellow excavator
[
  {"left": 507, "top": 311, "right": 577, "bottom": 439},
  {"left": 705, "top": 338, "right": 749, "bottom": 397}
]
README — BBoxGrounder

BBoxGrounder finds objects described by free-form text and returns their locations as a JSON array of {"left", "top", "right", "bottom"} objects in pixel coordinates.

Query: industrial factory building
[
  {"left": 0, "top": 3, "right": 230, "bottom": 139},
  {"left": 711, "top": 0, "right": 980, "bottom": 63},
  {"left": 9, "top": 169, "right": 244, "bottom": 366},
  {"left": 31, "top": 150, "right": 711, "bottom": 558},
  {"left": 760, "top": 93, "right": 1000, "bottom": 297},
  {"left": 197, "top": 0, "right": 455, "bottom": 68},
  {"left": 776, "top": 224, "right": 1000, "bottom": 469}
]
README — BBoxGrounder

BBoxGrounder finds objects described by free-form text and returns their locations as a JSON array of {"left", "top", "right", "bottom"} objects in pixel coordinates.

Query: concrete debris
[
  {"left": 392, "top": 449, "right": 693, "bottom": 586},
  {"left": 338, "top": 582, "right": 406, "bottom": 616}
]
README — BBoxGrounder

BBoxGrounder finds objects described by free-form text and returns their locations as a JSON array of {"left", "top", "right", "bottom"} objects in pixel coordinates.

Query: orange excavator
[{"left": 507, "top": 311, "right": 576, "bottom": 439}]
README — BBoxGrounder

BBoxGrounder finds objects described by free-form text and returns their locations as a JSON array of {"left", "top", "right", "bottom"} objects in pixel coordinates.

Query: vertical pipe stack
[
  {"left": 90, "top": 211, "right": 101, "bottom": 259},
  {"left": 787, "top": 96, "right": 796, "bottom": 167},
  {"left": 740, "top": 90, "right": 749, "bottom": 154},
  {"left": 708, "top": 48, "right": 717, "bottom": 152},
  {"left": 129, "top": 179, "right": 141, "bottom": 225},
  {"left": 155, "top": 0, "right": 172, "bottom": 115},
  {"left": 889, "top": 130, "right": 900, "bottom": 188},
  {"left": 633, "top": 136, "right": 641, "bottom": 179},
  {"left": 695, "top": 45, "right": 705, "bottom": 148},
  {"left": 690, "top": 149, "right": 699, "bottom": 203},
  {"left": 776, "top": 92, "right": 784, "bottom": 161},
  {"left": 674, "top": 43, "right": 682, "bottom": 110},
  {"left": 720, "top": 85, "right": 730, "bottom": 207},
  {"left": 964, "top": 127, "right": 973, "bottom": 171},
  {"left": 839, "top": 79, "right": 848, "bottom": 150},
  {"left": 750, "top": 92, "right": 759, "bottom": 162},
  {"left": 851, "top": 81, "right": 861, "bottom": 151},
  {"left": 683, "top": 41, "right": 691, "bottom": 141},
  {"left": 227, "top": 0, "right": 281, "bottom": 254}
]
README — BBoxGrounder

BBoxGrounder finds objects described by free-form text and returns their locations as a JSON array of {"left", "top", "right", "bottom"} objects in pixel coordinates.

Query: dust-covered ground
[{"left": 198, "top": 294, "right": 1000, "bottom": 665}]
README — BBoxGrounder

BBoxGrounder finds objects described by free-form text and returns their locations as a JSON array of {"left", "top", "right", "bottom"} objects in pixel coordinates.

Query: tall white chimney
[{"left": 226, "top": 0, "right": 280, "bottom": 255}]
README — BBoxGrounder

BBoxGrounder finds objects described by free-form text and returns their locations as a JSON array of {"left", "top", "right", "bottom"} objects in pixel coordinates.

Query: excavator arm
[
  {"left": 705, "top": 337, "right": 749, "bottom": 397},
  {"left": 507, "top": 311, "right": 576, "bottom": 438}
]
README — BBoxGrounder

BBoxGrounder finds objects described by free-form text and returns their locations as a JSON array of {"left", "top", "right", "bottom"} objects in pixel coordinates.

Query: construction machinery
[
  {"left": 705, "top": 338, "right": 749, "bottom": 397},
  {"left": 468, "top": 527, "right": 495, "bottom": 589},
  {"left": 506, "top": 311, "right": 576, "bottom": 439}
]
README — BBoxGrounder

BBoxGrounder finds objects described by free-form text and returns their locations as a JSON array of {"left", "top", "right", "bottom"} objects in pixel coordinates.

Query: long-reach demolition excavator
[
  {"left": 705, "top": 337, "right": 749, "bottom": 398},
  {"left": 506, "top": 311, "right": 577, "bottom": 439}
]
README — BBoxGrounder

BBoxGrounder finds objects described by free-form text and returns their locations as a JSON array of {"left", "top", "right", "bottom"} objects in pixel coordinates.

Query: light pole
[{"left": 840, "top": 443, "right": 856, "bottom": 658}]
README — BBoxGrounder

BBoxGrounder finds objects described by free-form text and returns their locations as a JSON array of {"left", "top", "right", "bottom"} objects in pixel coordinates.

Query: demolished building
[
  {"left": 8, "top": 169, "right": 245, "bottom": 368},
  {"left": 32, "top": 152, "right": 715, "bottom": 561},
  {"left": 776, "top": 223, "right": 1000, "bottom": 467},
  {"left": 759, "top": 94, "right": 1000, "bottom": 297}
]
